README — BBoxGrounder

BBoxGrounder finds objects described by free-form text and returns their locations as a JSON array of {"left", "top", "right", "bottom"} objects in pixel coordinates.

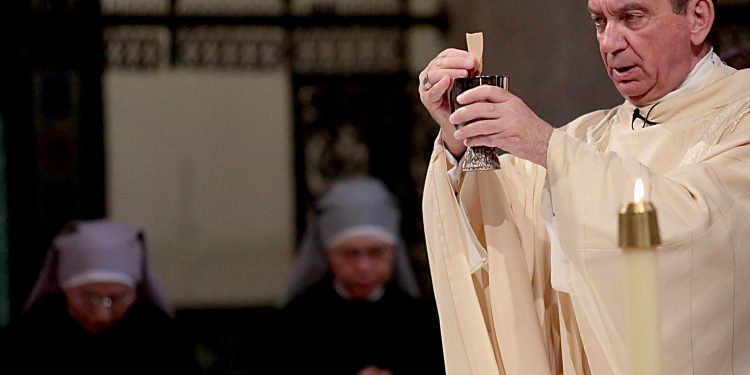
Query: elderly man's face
[
  {"left": 588, "top": 0, "right": 698, "bottom": 105},
  {"left": 326, "top": 235, "right": 395, "bottom": 300}
]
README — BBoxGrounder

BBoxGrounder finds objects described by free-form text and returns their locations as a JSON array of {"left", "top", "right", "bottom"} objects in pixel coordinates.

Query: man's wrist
[
  {"left": 439, "top": 127, "right": 466, "bottom": 159},
  {"left": 536, "top": 124, "right": 554, "bottom": 169}
]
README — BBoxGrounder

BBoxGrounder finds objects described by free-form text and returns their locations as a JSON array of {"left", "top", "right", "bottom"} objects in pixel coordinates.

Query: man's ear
[{"left": 688, "top": 0, "right": 715, "bottom": 46}]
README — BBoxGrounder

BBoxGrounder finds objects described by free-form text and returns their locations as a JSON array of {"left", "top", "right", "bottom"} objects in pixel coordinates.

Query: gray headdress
[
  {"left": 23, "top": 219, "right": 174, "bottom": 316},
  {"left": 284, "top": 177, "right": 420, "bottom": 303}
]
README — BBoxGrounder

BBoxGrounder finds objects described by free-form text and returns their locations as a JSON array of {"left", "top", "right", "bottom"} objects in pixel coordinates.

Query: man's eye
[
  {"left": 591, "top": 17, "right": 607, "bottom": 31},
  {"left": 624, "top": 13, "right": 644, "bottom": 22}
]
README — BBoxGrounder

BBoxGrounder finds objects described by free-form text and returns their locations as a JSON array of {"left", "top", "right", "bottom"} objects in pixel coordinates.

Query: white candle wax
[{"left": 620, "top": 178, "right": 662, "bottom": 375}]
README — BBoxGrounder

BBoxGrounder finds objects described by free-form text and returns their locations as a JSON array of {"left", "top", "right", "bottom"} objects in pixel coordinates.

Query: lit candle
[{"left": 618, "top": 178, "right": 662, "bottom": 375}]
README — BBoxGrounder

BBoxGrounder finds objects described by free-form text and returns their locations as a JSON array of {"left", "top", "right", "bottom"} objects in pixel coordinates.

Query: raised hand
[
  {"left": 448, "top": 83, "right": 554, "bottom": 168},
  {"left": 418, "top": 48, "right": 478, "bottom": 157}
]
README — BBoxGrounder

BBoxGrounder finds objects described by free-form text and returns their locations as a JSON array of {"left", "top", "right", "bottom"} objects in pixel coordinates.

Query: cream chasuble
[{"left": 422, "top": 65, "right": 750, "bottom": 375}]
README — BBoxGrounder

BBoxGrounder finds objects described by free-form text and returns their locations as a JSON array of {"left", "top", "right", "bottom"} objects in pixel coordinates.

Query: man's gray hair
[{"left": 671, "top": 0, "right": 689, "bottom": 14}]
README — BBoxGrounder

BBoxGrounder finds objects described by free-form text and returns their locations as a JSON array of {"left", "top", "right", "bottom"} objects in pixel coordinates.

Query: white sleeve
[{"left": 444, "top": 149, "right": 464, "bottom": 188}]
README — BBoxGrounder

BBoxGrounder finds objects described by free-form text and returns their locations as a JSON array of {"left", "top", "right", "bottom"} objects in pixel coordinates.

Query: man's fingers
[
  {"left": 433, "top": 50, "right": 471, "bottom": 64},
  {"left": 463, "top": 133, "right": 519, "bottom": 149},
  {"left": 421, "top": 69, "right": 469, "bottom": 93},
  {"left": 448, "top": 102, "right": 504, "bottom": 125},
  {"left": 453, "top": 119, "right": 506, "bottom": 140},
  {"left": 456, "top": 84, "right": 511, "bottom": 105},
  {"left": 419, "top": 49, "right": 476, "bottom": 92},
  {"left": 431, "top": 55, "right": 476, "bottom": 71},
  {"left": 426, "top": 75, "right": 452, "bottom": 100}
]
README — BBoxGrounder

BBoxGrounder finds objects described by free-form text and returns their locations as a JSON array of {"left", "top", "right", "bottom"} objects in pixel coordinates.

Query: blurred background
[{"left": 0, "top": 0, "right": 747, "bottom": 372}]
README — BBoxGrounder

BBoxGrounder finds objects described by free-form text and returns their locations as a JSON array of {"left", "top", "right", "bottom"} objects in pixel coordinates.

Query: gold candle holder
[
  {"left": 618, "top": 200, "right": 660, "bottom": 248},
  {"left": 618, "top": 179, "right": 662, "bottom": 375}
]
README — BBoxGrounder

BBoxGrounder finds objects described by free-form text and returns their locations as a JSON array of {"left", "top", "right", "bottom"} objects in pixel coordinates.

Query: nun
[
  {"left": 2, "top": 219, "right": 201, "bottom": 374},
  {"left": 280, "top": 177, "right": 445, "bottom": 375}
]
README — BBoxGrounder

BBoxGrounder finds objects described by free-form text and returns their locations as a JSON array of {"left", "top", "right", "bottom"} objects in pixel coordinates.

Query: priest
[{"left": 417, "top": 0, "right": 750, "bottom": 374}]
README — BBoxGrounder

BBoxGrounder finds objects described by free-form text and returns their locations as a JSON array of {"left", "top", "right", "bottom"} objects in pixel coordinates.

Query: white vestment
[{"left": 422, "top": 62, "right": 750, "bottom": 374}]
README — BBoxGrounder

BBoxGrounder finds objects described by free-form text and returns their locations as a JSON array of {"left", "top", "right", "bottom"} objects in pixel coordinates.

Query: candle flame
[{"left": 634, "top": 178, "right": 645, "bottom": 203}]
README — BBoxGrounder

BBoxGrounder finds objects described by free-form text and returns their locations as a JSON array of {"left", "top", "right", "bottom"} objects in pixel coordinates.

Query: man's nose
[{"left": 599, "top": 23, "right": 628, "bottom": 55}]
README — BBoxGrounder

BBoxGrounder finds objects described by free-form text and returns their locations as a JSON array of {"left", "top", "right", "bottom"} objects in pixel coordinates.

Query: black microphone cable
[{"left": 631, "top": 102, "right": 661, "bottom": 130}]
